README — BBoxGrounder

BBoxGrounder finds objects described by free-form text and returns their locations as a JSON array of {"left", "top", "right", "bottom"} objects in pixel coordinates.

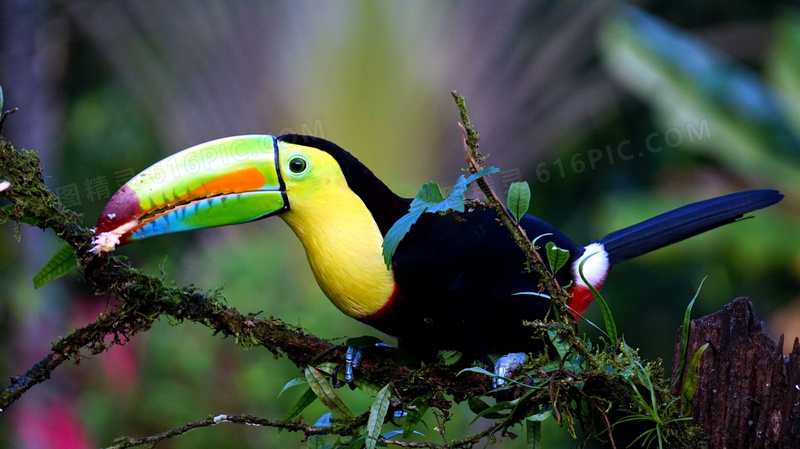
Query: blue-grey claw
[
  {"left": 345, "top": 346, "right": 363, "bottom": 385},
  {"left": 493, "top": 352, "right": 526, "bottom": 388},
  {"left": 345, "top": 343, "right": 392, "bottom": 385}
]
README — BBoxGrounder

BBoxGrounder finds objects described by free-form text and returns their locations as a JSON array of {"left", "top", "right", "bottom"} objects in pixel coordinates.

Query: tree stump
[{"left": 670, "top": 297, "right": 800, "bottom": 448}]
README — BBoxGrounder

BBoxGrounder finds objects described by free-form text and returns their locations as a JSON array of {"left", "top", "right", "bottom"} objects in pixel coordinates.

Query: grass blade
[
  {"left": 674, "top": 277, "right": 706, "bottom": 388},
  {"left": 579, "top": 253, "right": 617, "bottom": 345},
  {"left": 681, "top": 342, "right": 709, "bottom": 415}
]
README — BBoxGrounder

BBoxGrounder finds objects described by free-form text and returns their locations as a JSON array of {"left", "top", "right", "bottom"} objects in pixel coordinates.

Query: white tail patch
[{"left": 572, "top": 242, "right": 610, "bottom": 289}]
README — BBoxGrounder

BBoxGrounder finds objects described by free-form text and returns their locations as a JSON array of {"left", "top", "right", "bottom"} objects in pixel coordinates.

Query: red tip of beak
[{"left": 94, "top": 185, "right": 143, "bottom": 242}]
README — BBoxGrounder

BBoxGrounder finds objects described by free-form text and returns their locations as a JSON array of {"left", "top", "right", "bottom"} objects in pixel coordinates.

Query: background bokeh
[{"left": 1, "top": 1, "right": 798, "bottom": 447}]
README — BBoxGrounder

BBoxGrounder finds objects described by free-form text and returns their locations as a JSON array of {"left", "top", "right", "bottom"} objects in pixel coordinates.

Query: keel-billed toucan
[{"left": 93, "top": 134, "right": 783, "bottom": 365}]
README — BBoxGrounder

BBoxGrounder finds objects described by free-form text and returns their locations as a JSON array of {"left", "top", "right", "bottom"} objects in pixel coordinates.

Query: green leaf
[
  {"left": 507, "top": 181, "right": 531, "bottom": 222},
  {"left": 365, "top": 384, "right": 392, "bottom": 449},
  {"left": 681, "top": 342, "right": 709, "bottom": 415},
  {"left": 427, "top": 176, "right": 469, "bottom": 213},
  {"left": 469, "top": 399, "right": 514, "bottom": 423},
  {"left": 381, "top": 167, "right": 499, "bottom": 268},
  {"left": 674, "top": 277, "right": 706, "bottom": 388},
  {"left": 304, "top": 366, "right": 353, "bottom": 418},
  {"left": 382, "top": 206, "right": 427, "bottom": 267},
  {"left": 579, "top": 253, "right": 617, "bottom": 345},
  {"left": 467, "top": 396, "right": 491, "bottom": 415},
  {"left": 526, "top": 420, "right": 542, "bottom": 449},
  {"left": 439, "top": 350, "right": 463, "bottom": 366},
  {"left": 545, "top": 242, "right": 570, "bottom": 275},
  {"left": 314, "top": 362, "right": 340, "bottom": 376},
  {"left": 402, "top": 393, "right": 432, "bottom": 438},
  {"left": 352, "top": 377, "right": 385, "bottom": 397},
  {"left": 415, "top": 182, "right": 444, "bottom": 203},
  {"left": 282, "top": 387, "right": 317, "bottom": 422},
  {"left": 33, "top": 244, "right": 77, "bottom": 289},
  {"left": 278, "top": 377, "right": 307, "bottom": 398},
  {"left": 546, "top": 330, "right": 570, "bottom": 360},
  {"left": 526, "top": 407, "right": 552, "bottom": 422},
  {"left": 465, "top": 166, "right": 501, "bottom": 185}
]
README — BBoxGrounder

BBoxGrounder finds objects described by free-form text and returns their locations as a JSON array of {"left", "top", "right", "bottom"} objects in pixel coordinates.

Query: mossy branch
[
  {"left": 0, "top": 101, "right": 698, "bottom": 447},
  {"left": 0, "top": 136, "right": 492, "bottom": 412}
]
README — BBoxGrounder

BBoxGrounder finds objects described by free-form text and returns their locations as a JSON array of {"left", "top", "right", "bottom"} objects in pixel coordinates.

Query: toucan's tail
[{"left": 599, "top": 189, "right": 783, "bottom": 266}]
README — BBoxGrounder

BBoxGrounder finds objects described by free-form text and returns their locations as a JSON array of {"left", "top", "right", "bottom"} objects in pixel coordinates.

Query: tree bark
[{"left": 671, "top": 297, "right": 800, "bottom": 448}]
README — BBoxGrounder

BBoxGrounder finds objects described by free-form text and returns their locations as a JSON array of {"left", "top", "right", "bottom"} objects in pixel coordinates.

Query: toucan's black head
[{"left": 279, "top": 134, "right": 410, "bottom": 235}]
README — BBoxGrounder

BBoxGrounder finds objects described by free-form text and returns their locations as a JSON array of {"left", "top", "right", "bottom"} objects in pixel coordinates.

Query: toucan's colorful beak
[{"left": 92, "top": 135, "right": 288, "bottom": 253}]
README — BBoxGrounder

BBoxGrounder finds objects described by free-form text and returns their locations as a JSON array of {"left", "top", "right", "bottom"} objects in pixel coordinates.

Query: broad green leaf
[
  {"left": 467, "top": 396, "right": 491, "bottom": 415},
  {"left": 507, "top": 181, "right": 531, "bottom": 222},
  {"left": 469, "top": 399, "right": 513, "bottom": 423},
  {"left": 526, "top": 420, "right": 542, "bottom": 449},
  {"left": 278, "top": 377, "right": 307, "bottom": 398},
  {"left": 545, "top": 242, "right": 570, "bottom": 275},
  {"left": 365, "top": 384, "right": 392, "bottom": 449},
  {"left": 439, "top": 350, "right": 463, "bottom": 366},
  {"left": 674, "top": 277, "right": 705, "bottom": 388},
  {"left": 425, "top": 177, "right": 467, "bottom": 213},
  {"left": 402, "top": 393, "right": 432, "bottom": 438},
  {"left": 547, "top": 330, "right": 570, "bottom": 360},
  {"left": 307, "top": 413, "right": 332, "bottom": 449},
  {"left": 579, "top": 253, "right": 617, "bottom": 345},
  {"left": 305, "top": 367, "right": 353, "bottom": 418},
  {"left": 381, "top": 166, "right": 500, "bottom": 267},
  {"left": 33, "top": 244, "right": 77, "bottom": 289},
  {"left": 415, "top": 182, "right": 444, "bottom": 203},
  {"left": 382, "top": 207, "right": 426, "bottom": 267},
  {"left": 681, "top": 342, "right": 709, "bottom": 415},
  {"left": 526, "top": 407, "right": 552, "bottom": 422},
  {"left": 282, "top": 387, "right": 317, "bottom": 422},
  {"left": 353, "top": 377, "right": 384, "bottom": 397},
  {"left": 314, "top": 362, "right": 340, "bottom": 376}
]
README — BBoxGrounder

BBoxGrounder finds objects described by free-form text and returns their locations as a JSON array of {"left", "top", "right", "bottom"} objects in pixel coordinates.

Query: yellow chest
[{"left": 280, "top": 188, "right": 395, "bottom": 319}]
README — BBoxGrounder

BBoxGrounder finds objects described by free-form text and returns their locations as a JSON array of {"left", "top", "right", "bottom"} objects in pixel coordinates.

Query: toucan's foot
[
  {"left": 345, "top": 343, "right": 393, "bottom": 388},
  {"left": 493, "top": 352, "right": 526, "bottom": 388}
]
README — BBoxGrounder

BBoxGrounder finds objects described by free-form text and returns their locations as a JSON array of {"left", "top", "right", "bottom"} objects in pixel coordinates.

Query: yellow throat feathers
[{"left": 278, "top": 147, "right": 395, "bottom": 319}]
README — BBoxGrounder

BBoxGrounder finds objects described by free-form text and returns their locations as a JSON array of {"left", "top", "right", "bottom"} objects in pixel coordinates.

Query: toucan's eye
[{"left": 288, "top": 156, "right": 308, "bottom": 174}]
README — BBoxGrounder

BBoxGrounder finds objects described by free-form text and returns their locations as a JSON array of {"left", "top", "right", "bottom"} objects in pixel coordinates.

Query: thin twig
[
  {"left": 451, "top": 92, "right": 566, "bottom": 304},
  {"left": 106, "top": 413, "right": 350, "bottom": 449},
  {"left": 580, "top": 391, "right": 617, "bottom": 449}
]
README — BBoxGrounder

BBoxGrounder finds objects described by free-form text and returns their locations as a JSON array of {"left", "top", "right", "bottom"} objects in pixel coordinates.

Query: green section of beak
[{"left": 94, "top": 135, "right": 288, "bottom": 250}]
